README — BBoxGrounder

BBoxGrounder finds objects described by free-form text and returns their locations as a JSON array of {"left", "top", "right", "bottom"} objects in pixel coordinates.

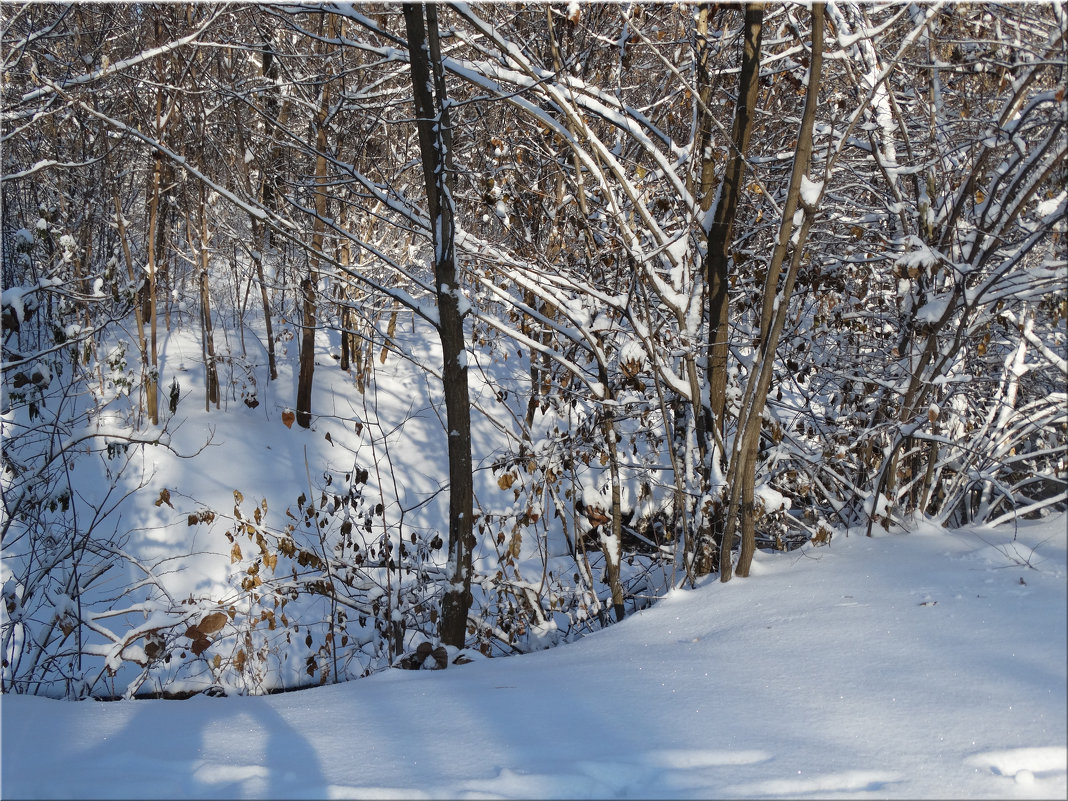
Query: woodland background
[{"left": 2, "top": 1, "right": 1065, "bottom": 699}]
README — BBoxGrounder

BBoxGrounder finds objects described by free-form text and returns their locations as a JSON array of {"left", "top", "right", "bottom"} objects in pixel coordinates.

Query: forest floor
[{"left": 2, "top": 509, "right": 1064, "bottom": 799}]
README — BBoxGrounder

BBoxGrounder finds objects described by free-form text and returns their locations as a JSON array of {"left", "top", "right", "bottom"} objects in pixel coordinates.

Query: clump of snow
[
  {"left": 1, "top": 287, "right": 28, "bottom": 326},
  {"left": 896, "top": 236, "right": 940, "bottom": 273},
  {"left": 13, "top": 228, "right": 34, "bottom": 249},
  {"left": 754, "top": 483, "right": 790, "bottom": 514},
  {"left": 618, "top": 339, "right": 646, "bottom": 369},
  {"left": 799, "top": 173, "right": 823, "bottom": 208},
  {"left": 915, "top": 295, "right": 950, "bottom": 324}
]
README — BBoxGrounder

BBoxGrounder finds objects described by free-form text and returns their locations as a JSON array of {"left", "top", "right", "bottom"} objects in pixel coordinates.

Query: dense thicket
[{"left": 3, "top": 2, "right": 1065, "bottom": 698}]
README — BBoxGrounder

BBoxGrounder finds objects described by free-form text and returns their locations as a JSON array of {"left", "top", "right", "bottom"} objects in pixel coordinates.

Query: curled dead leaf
[{"left": 198, "top": 611, "right": 228, "bottom": 635}]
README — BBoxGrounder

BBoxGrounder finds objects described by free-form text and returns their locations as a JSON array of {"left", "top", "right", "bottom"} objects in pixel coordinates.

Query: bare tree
[{"left": 403, "top": 2, "right": 475, "bottom": 647}]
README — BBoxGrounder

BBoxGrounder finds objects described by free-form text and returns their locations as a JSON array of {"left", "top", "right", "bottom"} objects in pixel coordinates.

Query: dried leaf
[
  {"left": 282, "top": 409, "right": 295, "bottom": 428},
  {"left": 199, "top": 611, "right": 228, "bottom": 635},
  {"left": 230, "top": 542, "right": 243, "bottom": 563}
]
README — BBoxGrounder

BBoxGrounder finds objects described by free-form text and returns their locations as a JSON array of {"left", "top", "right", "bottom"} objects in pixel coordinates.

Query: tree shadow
[{"left": 3, "top": 693, "right": 331, "bottom": 800}]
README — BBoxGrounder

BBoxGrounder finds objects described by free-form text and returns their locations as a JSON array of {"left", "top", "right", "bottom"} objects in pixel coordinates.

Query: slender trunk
[
  {"left": 338, "top": 243, "right": 352, "bottom": 373},
  {"left": 258, "top": 38, "right": 281, "bottom": 382},
  {"left": 296, "top": 276, "right": 316, "bottom": 427},
  {"left": 692, "top": 3, "right": 765, "bottom": 578},
  {"left": 145, "top": 151, "right": 162, "bottom": 426},
  {"left": 704, "top": 2, "right": 763, "bottom": 438},
  {"left": 231, "top": 90, "right": 277, "bottom": 382},
  {"left": 600, "top": 386, "right": 626, "bottom": 622},
  {"left": 405, "top": 3, "right": 475, "bottom": 648},
  {"left": 196, "top": 200, "right": 219, "bottom": 409},
  {"left": 252, "top": 227, "right": 277, "bottom": 381},
  {"left": 296, "top": 15, "right": 334, "bottom": 429},
  {"left": 112, "top": 195, "right": 150, "bottom": 426},
  {"left": 722, "top": 2, "right": 824, "bottom": 580}
]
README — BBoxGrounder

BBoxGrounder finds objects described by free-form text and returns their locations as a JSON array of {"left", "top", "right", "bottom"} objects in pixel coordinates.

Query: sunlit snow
[{"left": 3, "top": 510, "right": 1064, "bottom": 799}]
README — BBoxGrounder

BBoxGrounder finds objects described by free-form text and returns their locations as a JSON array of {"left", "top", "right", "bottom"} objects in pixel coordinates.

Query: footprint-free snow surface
[{"left": 3, "top": 514, "right": 1065, "bottom": 799}]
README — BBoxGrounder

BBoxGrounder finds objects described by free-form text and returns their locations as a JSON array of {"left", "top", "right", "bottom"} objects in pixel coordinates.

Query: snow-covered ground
[{"left": 3, "top": 511, "right": 1065, "bottom": 799}]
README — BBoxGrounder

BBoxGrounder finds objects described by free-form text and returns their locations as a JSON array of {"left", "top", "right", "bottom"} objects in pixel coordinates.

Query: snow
[
  {"left": 915, "top": 295, "right": 951, "bottom": 324},
  {"left": 753, "top": 482, "right": 790, "bottom": 514},
  {"left": 1036, "top": 190, "right": 1067, "bottom": 230},
  {"left": 4, "top": 513, "right": 1065, "bottom": 799},
  {"left": 0, "top": 286, "right": 27, "bottom": 325},
  {"left": 13, "top": 228, "right": 34, "bottom": 249},
  {"left": 799, "top": 173, "right": 823, "bottom": 208}
]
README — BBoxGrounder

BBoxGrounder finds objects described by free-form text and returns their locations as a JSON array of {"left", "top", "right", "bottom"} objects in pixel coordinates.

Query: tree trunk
[
  {"left": 704, "top": 2, "right": 763, "bottom": 438},
  {"left": 296, "top": 276, "right": 316, "bottom": 428},
  {"left": 112, "top": 195, "right": 151, "bottom": 426},
  {"left": 692, "top": 2, "right": 765, "bottom": 577},
  {"left": 231, "top": 87, "right": 277, "bottom": 383},
  {"left": 338, "top": 243, "right": 352, "bottom": 373},
  {"left": 296, "top": 14, "right": 334, "bottom": 429},
  {"left": 600, "top": 392, "right": 627, "bottom": 623},
  {"left": 196, "top": 200, "right": 219, "bottom": 409},
  {"left": 145, "top": 149, "right": 162, "bottom": 426},
  {"left": 722, "top": 2, "right": 824, "bottom": 580},
  {"left": 405, "top": 2, "right": 475, "bottom": 648}
]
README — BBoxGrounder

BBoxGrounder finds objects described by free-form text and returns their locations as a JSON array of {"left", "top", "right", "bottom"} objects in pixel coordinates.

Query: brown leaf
[
  {"left": 198, "top": 611, "right": 228, "bottom": 635},
  {"left": 431, "top": 646, "right": 448, "bottom": 669},
  {"left": 282, "top": 409, "right": 295, "bottom": 429}
]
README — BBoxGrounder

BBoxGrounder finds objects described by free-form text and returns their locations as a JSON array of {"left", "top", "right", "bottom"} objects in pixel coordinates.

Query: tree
[
  {"left": 403, "top": 2, "right": 475, "bottom": 647},
  {"left": 692, "top": 2, "right": 765, "bottom": 578}
]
